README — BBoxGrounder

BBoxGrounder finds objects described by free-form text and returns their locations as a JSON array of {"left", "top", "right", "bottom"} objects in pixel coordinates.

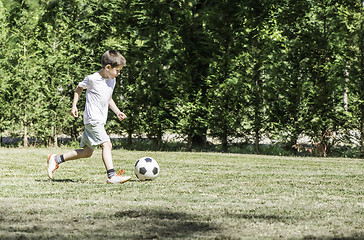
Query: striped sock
[
  {"left": 107, "top": 169, "right": 116, "bottom": 179},
  {"left": 55, "top": 155, "right": 65, "bottom": 165}
]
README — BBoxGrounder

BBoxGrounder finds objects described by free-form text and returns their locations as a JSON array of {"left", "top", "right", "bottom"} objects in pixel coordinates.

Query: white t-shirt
[{"left": 78, "top": 72, "right": 116, "bottom": 125}]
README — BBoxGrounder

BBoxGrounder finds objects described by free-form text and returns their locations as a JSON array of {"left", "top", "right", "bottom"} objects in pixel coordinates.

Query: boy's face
[{"left": 105, "top": 64, "right": 123, "bottom": 79}]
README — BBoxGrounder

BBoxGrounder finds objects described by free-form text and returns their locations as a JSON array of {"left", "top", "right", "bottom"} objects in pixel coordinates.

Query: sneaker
[
  {"left": 107, "top": 169, "right": 131, "bottom": 184},
  {"left": 47, "top": 154, "right": 59, "bottom": 179}
]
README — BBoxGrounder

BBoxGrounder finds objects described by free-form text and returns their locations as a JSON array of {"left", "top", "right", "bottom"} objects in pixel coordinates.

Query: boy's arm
[
  {"left": 109, "top": 98, "right": 127, "bottom": 121},
  {"left": 71, "top": 86, "right": 83, "bottom": 117}
]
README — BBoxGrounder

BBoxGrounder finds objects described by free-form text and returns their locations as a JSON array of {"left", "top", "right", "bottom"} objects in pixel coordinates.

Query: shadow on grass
[
  {"left": 303, "top": 235, "right": 364, "bottom": 240},
  {"left": 114, "top": 209, "right": 219, "bottom": 239},
  {"left": 226, "top": 213, "right": 364, "bottom": 240},
  {"left": 35, "top": 179, "right": 81, "bottom": 183},
  {"left": 226, "top": 212, "right": 299, "bottom": 223}
]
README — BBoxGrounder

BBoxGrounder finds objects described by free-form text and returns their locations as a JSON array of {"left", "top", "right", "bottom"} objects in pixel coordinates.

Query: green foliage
[{"left": 0, "top": 0, "right": 363, "bottom": 156}]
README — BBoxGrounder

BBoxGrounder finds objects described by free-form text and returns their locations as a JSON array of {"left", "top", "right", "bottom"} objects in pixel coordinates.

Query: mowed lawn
[{"left": 0, "top": 148, "right": 363, "bottom": 240}]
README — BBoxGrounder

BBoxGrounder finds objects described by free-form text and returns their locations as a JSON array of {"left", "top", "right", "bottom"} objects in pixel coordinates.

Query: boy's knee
[
  {"left": 84, "top": 150, "right": 93, "bottom": 158},
  {"left": 83, "top": 147, "right": 94, "bottom": 158},
  {"left": 102, "top": 141, "right": 112, "bottom": 150}
]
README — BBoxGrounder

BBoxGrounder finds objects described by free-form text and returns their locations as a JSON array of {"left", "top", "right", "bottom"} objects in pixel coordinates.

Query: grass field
[{"left": 0, "top": 148, "right": 363, "bottom": 240}]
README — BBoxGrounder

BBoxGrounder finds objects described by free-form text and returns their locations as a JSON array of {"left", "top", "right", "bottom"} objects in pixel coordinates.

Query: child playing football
[{"left": 47, "top": 50, "right": 131, "bottom": 184}]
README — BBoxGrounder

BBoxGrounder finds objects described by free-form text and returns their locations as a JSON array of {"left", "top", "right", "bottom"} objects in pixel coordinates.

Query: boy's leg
[
  {"left": 102, "top": 141, "right": 131, "bottom": 184},
  {"left": 47, "top": 146, "right": 94, "bottom": 179},
  {"left": 101, "top": 141, "right": 114, "bottom": 171},
  {"left": 63, "top": 146, "right": 94, "bottom": 161}
]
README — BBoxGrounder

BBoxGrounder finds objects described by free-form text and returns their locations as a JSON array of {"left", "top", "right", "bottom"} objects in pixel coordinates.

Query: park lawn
[{"left": 0, "top": 147, "right": 363, "bottom": 240}]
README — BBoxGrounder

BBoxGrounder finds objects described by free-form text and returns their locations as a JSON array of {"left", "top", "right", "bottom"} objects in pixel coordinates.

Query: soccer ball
[{"left": 134, "top": 157, "right": 160, "bottom": 181}]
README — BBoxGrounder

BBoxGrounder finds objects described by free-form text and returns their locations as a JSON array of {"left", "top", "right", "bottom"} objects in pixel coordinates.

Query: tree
[
  {"left": 359, "top": 0, "right": 364, "bottom": 157},
  {"left": 301, "top": 0, "right": 357, "bottom": 156},
  {"left": 134, "top": 0, "right": 176, "bottom": 149},
  {"left": 4, "top": 0, "right": 45, "bottom": 147},
  {"left": 239, "top": 0, "right": 274, "bottom": 153},
  {"left": 348, "top": 0, "right": 364, "bottom": 157},
  {"left": 171, "top": 0, "right": 214, "bottom": 149},
  {"left": 268, "top": 0, "right": 355, "bottom": 156},
  {"left": 204, "top": 0, "right": 246, "bottom": 152},
  {"left": 0, "top": 0, "right": 9, "bottom": 145},
  {"left": 36, "top": 0, "right": 84, "bottom": 146}
]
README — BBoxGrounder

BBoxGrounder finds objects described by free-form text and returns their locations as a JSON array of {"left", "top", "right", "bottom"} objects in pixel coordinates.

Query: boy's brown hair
[{"left": 101, "top": 50, "right": 126, "bottom": 68}]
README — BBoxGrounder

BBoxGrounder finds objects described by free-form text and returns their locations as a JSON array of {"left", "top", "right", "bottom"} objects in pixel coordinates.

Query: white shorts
[{"left": 80, "top": 123, "right": 110, "bottom": 150}]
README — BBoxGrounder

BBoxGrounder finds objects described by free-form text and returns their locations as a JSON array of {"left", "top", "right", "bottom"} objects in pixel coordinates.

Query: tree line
[{"left": 0, "top": 0, "right": 363, "bottom": 157}]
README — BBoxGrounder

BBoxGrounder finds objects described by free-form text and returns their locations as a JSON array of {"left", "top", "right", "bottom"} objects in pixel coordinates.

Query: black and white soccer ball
[{"left": 134, "top": 157, "right": 160, "bottom": 181}]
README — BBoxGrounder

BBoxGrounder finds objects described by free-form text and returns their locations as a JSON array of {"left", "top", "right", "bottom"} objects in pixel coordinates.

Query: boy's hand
[
  {"left": 117, "top": 112, "right": 127, "bottom": 121},
  {"left": 71, "top": 86, "right": 82, "bottom": 118},
  {"left": 71, "top": 106, "right": 78, "bottom": 118}
]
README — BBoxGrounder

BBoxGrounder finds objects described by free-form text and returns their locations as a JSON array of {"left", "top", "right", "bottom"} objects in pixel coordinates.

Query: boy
[{"left": 47, "top": 50, "right": 131, "bottom": 184}]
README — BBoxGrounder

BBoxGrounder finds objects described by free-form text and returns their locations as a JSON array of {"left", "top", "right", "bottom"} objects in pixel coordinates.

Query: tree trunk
[
  {"left": 52, "top": 126, "right": 58, "bottom": 147},
  {"left": 188, "top": 130, "right": 207, "bottom": 150},
  {"left": 361, "top": 105, "right": 364, "bottom": 158},
  {"left": 127, "top": 131, "right": 133, "bottom": 146},
  {"left": 23, "top": 123, "right": 28, "bottom": 148},
  {"left": 343, "top": 62, "right": 349, "bottom": 111},
  {"left": 157, "top": 129, "right": 163, "bottom": 150},
  {"left": 254, "top": 127, "right": 260, "bottom": 153},
  {"left": 253, "top": 59, "right": 262, "bottom": 153},
  {"left": 360, "top": 0, "right": 364, "bottom": 158},
  {"left": 221, "top": 125, "right": 228, "bottom": 152},
  {"left": 71, "top": 120, "right": 78, "bottom": 141}
]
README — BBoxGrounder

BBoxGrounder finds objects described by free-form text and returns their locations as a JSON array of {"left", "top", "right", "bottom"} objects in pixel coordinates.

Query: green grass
[{"left": 0, "top": 148, "right": 363, "bottom": 239}]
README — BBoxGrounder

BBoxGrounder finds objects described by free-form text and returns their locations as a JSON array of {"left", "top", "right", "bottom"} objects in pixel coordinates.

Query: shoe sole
[
  {"left": 107, "top": 176, "right": 132, "bottom": 184},
  {"left": 121, "top": 176, "right": 132, "bottom": 184},
  {"left": 47, "top": 154, "right": 58, "bottom": 179}
]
